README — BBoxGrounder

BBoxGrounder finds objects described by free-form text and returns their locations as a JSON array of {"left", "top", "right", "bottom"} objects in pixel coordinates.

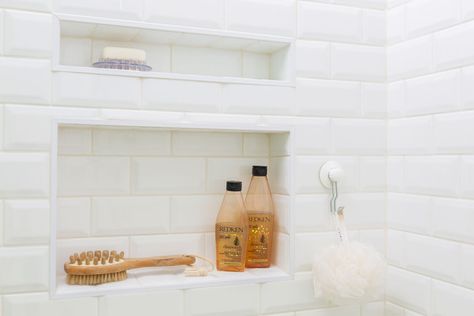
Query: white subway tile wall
[
  {"left": 0, "top": 247, "right": 49, "bottom": 294},
  {"left": 297, "top": 2, "right": 363, "bottom": 43},
  {"left": 10, "top": 0, "right": 474, "bottom": 314},
  {"left": 91, "top": 196, "right": 170, "bottom": 236},
  {"left": 434, "top": 21, "right": 474, "bottom": 71},
  {"left": 260, "top": 277, "right": 328, "bottom": 313},
  {"left": 92, "top": 128, "right": 171, "bottom": 156},
  {"left": 57, "top": 126, "right": 92, "bottom": 155},
  {"left": 4, "top": 105, "right": 99, "bottom": 151},
  {"left": 222, "top": 84, "right": 295, "bottom": 115},
  {"left": 296, "top": 305, "right": 360, "bottom": 316},
  {"left": 405, "top": 0, "right": 459, "bottom": 38},
  {"left": 0, "top": 153, "right": 49, "bottom": 197},
  {"left": 0, "top": 10, "right": 3, "bottom": 55},
  {"left": 331, "top": 44, "right": 386, "bottom": 81},
  {"left": 142, "top": 79, "right": 222, "bottom": 113},
  {"left": 132, "top": 157, "right": 206, "bottom": 194},
  {"left": 4, "top": 199, "right": 49, "bottom": 245},
  {"left": 57, "top": 197, "right": 91, "bottom": 238},
  {"left": 58, "top": 156, "right": 131, "bottom": 196},
  {"left": 143, "top": 0, "right": 224, "bottom": 29},
  {"left": 170, "top": 195, "right": 221, "bottom": 232},
  {"left": 3, "top": 10, "right": 52, "bottom": 58},
  {"left": 185, "top": 284, "right": 259, "bottom": 316},
  {"left": 52, "top": 72, "right": 141, "bottom": 108},
  {"left": 3, "top": 293, "right": 98, "bottom": 316},
  {"left": 0, "top": 57, "right": 51, "bottom": 104},
  {"left": 130, "top": 233, "right": 207, "bottom": 258},
  {"left": 363, "top": 9, "right": 386, "bottom": 45},
  {"left": 386, "top": 0, "right": 474, "bottom": 314},
  {"left": 172, "top": 46, "right": 242, "bottom": 77},
  {"left": 0, "top": 0, "right": 50, "bottom": 12},
  {"left": 53, "top": 0, "right": 142, "bottom": 20},
  {"left": 295, "top": 40, "right": 331, "bottom": 79},
  {"left": 0, "top": 202, "right": 4, "bottom": 246},
  {"left": 387, "top": 5, "right": 405, "bottom": 44},
  {"left": 225, "top": 0, "right": 296, "bottom": 36},
  {"left": 332, "top": 118, "right": 386, "bottom": 154},
  {"left": 243, "top": 133, "right": 270, "bottom": 156},
  {"left": 385, "top": 266, "right": 431, "bottom": 314},
  {"left": 296, "top": 78, "right": 362, "bottom": 117},
  {"left": 99, "top": 290, "right": 184, "bottom": 316}
]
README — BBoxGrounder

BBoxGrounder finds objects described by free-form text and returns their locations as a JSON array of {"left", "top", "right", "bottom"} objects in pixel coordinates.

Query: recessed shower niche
[
  {"left": 50, "top": 119, "right": 294, "bottom": 298},
  {"left": 53, "top": 15, "right": 294, "bottom": 85}
]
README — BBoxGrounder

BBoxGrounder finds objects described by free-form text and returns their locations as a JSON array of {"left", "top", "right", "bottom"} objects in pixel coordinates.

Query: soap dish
[{"left": 93, "top": 58, "right": 152, "bottom": 71}]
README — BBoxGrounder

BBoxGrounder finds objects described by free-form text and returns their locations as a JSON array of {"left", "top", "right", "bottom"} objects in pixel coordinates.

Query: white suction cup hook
[
  {"left": 329, "top": 168, "right": 344, "bottom": 183},
  {"left": 319, "top": 161, "right": 344, "bottom": 188}
]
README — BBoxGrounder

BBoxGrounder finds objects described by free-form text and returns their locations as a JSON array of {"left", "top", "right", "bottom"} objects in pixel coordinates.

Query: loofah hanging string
[
  {"left": 312, "top": 208, "right": 386, "bottom": 305},
  {"left": 334, "top": 207, "right": 349, "bottom": 244}
]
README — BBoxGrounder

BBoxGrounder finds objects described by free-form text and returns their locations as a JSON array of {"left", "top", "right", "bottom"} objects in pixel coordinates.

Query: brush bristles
[
  {"left": 66, "top": 249, "right": 127, "bottom": 286},
  {"left": 67, "top": 271, "right": 127, "bottom": 285},
  {"left": 70, "top": 249, "right": 122, "bottom": 265}
]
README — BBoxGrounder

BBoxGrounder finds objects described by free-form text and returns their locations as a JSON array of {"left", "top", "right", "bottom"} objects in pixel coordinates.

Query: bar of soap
[{"left": 102, "top": 47, "right": 146, "bottom": 62}]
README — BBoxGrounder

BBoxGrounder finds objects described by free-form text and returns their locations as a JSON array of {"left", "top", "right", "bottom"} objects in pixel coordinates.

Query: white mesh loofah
[{"left": 312, "top": 212, "right": 385, "bottom": 305}]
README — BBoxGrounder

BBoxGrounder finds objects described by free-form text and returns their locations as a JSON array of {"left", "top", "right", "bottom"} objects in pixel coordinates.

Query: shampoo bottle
[
  {"left": 215, "top": 181, "right": 248, "bottom": 272},
  {"left": 245, "top": 166, "right": 274, "bottom": 268}
]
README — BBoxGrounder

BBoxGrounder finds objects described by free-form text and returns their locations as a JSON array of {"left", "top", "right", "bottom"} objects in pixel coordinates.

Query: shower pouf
[{"left": 312, "top": 241, "right": 386, "bottom": 305}]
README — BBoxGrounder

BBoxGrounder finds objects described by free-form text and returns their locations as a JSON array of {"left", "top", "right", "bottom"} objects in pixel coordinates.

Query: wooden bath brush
[{"left": 64, "top": 250, "right": 196, "bottom": 285}]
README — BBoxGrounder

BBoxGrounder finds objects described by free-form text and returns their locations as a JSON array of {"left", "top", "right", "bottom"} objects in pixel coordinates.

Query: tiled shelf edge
[
  {"left": 53, "top": 14, "right": 295, "bottom": 44},
  {"left": 55, "top": 268, "right": 291, "bottom": 299},
  {"left": 52, "top": 65, "right": 295, "bottom": 87},
  {"left": 51, "top": 118, "right": 294, "bottom": 133},
  {"left": 50, "top": 118, "right": 296, "bottom": 299},
  {"left": 52, "top": 14, "right": 296, "bottom": 86}
]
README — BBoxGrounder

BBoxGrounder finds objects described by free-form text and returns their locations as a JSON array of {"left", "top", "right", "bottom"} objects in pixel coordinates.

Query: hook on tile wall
[{"left": 319, "top": 161, "right": 345, "bottom": 214}]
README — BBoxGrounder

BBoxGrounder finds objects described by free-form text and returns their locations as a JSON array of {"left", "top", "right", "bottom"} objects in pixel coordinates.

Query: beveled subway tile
[
  {"left": 58, "top": 156, "right": 130, "bottom": 196},
  {"left": 132, "top": 157, "right": 205, "bottom": 195},
  {"left": 4, "top": 199, "right": 49, "bottom": 245},
  {"left": 0, "top": 247, "right": 49, "bottom": 293}
]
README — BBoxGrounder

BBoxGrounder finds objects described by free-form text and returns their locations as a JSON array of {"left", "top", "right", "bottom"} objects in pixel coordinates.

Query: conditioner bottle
[
  {"left": 245, "top": 166, "right": 274, "bottom": 268},
  {"left": 215, "top": 181, "right": 248, "bottom": 272}
]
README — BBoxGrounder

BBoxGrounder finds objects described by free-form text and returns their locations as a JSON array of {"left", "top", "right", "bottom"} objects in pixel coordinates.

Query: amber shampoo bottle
[
  {"left": 245, "top": 166, "right": 274, "bottom": 268},
  {"left": 215, "top": 181, "right": 248, "bottom": 272}
]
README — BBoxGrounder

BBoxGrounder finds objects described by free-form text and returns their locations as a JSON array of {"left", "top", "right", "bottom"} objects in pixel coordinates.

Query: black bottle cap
[
  {"left": 226, "top": 181, "right": 242, "bottom": 192},
  {"left": 252, "top": 165, "right": 267, "bottom": 176}
]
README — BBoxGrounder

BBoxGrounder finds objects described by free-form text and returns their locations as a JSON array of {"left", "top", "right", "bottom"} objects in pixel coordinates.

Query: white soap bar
[{"left": 102, "top": 47, "right": 146, "bottom": 62}]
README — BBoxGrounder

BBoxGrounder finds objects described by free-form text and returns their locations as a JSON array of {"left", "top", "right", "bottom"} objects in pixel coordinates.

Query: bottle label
[
  {"left": 247, "top": 213, "right": 273, "bottom": 265},
  {"left": 216, "top": 223, "right": 245, "bottom": 266}
]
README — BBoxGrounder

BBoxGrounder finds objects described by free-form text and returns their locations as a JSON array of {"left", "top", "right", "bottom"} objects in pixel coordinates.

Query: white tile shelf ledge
[
  {"left": 53, "top": 14, "right": 295, "bottom": 86},
  {"left": 50, "top": 118, "right": 294, "bottom": 299},
  {"left": 53, "top": 65, "right": 294, "bottom": 87},
  {"left": 56, "top": 267, "right": 290, "bottom": 299}
]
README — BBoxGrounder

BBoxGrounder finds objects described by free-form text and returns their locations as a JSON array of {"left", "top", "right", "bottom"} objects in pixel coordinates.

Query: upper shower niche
[{"left": 53, "top": 15, "right": 294, "bottom": 85}]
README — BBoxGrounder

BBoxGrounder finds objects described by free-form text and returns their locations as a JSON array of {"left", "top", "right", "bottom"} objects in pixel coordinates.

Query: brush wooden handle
[{"left": 124, "top": 255, "right": 196, "bottom": 270}]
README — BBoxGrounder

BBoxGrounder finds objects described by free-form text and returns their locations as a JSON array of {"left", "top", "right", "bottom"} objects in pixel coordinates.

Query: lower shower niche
[{"left": 51, "top": 119, "right": 293, "bottom": 298}]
